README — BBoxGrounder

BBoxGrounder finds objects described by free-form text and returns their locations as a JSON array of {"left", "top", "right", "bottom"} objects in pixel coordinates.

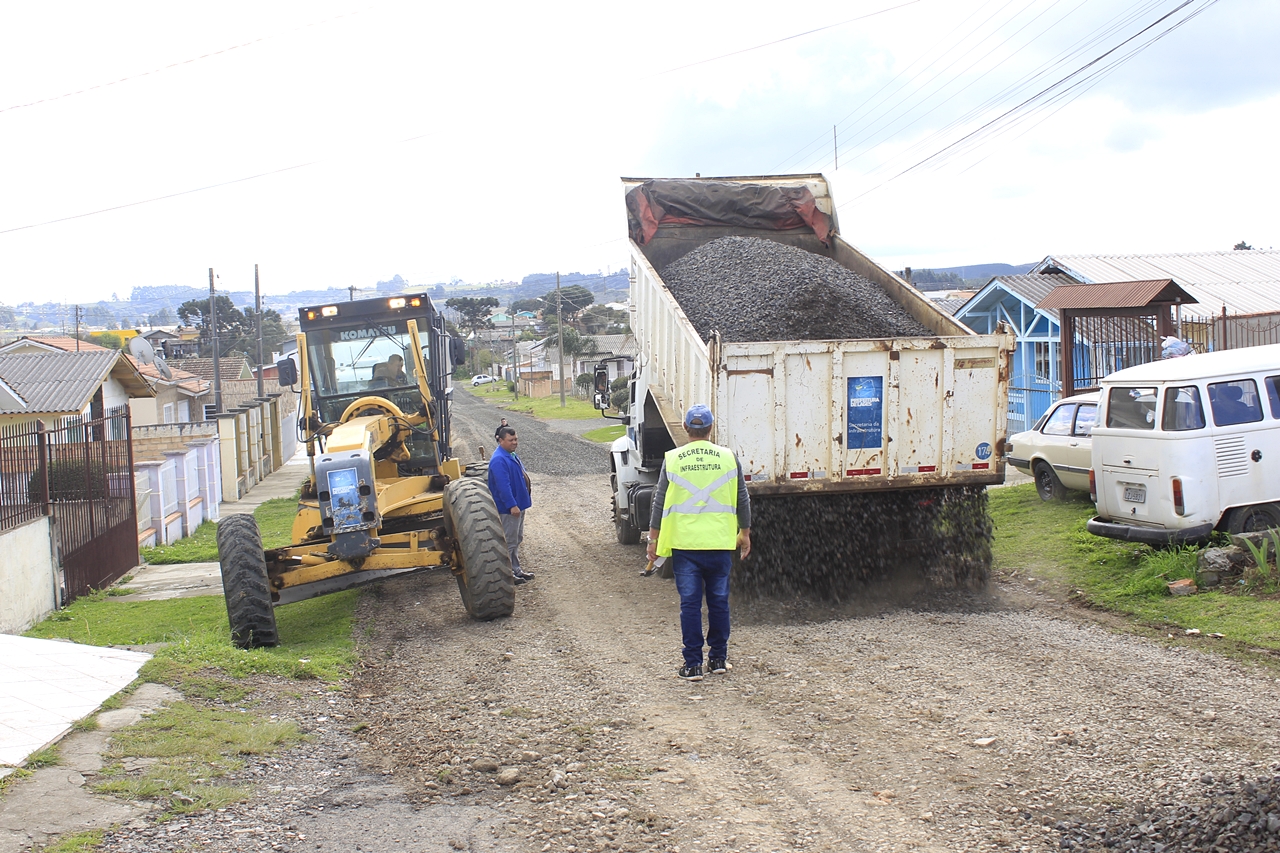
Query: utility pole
[
  {"left": 210, "top": 268, "right": 222, "bottom": 414},
  {"left": 348, "top": 285, "right": 357, "bottom": 302},
  {"left": 833, "top": 125, "right": 838, "bottom": 170},
  {"left": 74, "top": 305, "right": 81, "bottom": 350},
  {"left": 255, "top": 264, "right": 264, "bottom": 398},
  {"left": 557, "top": 272, "right": 566, "bottom": 408},
  {"left": 510, "top": 311, "right": 519, "bottom": 400}
]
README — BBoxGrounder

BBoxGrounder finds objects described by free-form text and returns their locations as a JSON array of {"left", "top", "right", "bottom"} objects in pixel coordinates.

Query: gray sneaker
[{"left": 708, "top": 658, "right": 727, "bottom": 674}]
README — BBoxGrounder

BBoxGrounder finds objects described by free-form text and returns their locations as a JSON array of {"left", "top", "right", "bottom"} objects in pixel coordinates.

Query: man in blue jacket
[{"left": 488, "top": 426, "right": 534, "bottom": 584}]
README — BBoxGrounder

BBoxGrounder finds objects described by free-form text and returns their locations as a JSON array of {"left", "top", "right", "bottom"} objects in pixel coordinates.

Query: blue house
[{"left": 954, "top": 273, "right": 1079, "bottom": 434}]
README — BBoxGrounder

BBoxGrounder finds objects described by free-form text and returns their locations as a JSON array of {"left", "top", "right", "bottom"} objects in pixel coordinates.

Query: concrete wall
[
  {"left": 134, "top": 438, "right": 220, "bottom": 545},
  {"left": 0, "top": 517, "right": 56, "bottom": 635},
  {"left": 132, "top": 422, "right": 219, "bottom": 462}
]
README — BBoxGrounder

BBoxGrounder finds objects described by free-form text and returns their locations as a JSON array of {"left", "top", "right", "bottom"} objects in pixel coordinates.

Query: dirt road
[{"left": 93, "top": 390, "right": 1280, "bottom": 852}]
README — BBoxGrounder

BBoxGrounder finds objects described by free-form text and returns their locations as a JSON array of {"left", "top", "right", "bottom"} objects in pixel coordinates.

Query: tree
[
  {"left": 1234, "top": 241, "right": 1253, "bottom": 251},
  {"left": 558, "top": 327, "right": 598, "bottom": 360},
  {"left": 147, "top": 307, "right": 176, "bottom": 327},
  {"left": 511, "top": 298, "right": 546, "bottom": 315},
  {"left": 445, "top": 297, "right": 499, "bottom": 373},
  {"left": 178, "top": 295, "right": 251, "bottom": 358},
  {"left": 540, "top": 285, "right": 595, "bottom": 320},
  {"left": 580, "top": 304, "right": 629, "bottom": 335}
]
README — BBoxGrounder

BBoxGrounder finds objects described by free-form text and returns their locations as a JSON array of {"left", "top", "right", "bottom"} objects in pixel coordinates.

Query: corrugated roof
[
  {"left": 127, "top": 356, "right": 209, "bottom": 396},
  {"left": 170, "top": 357, "right": 252, "bottom": 381},
  {"left": 0, "top": 351, "right": 122, "bottom": 415},
  {"left": 0, "top": 335, "right": 111, "bottom": 354},
  {"left": 1036, "top": 279, "right": 1196, "bottom": 311},
  {"left": 1036, "top": 251, "right": 1280, "bottom": 317}
]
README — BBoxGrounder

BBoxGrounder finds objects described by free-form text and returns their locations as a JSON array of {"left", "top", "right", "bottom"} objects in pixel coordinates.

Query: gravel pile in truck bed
[{"left": 660, "top": 236, "right": 932, "bottom": 342}]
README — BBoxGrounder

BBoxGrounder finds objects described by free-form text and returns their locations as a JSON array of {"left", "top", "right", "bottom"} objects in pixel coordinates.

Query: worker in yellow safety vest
[{"left": 647, "top": 404, "right": 751, "bottom": 681}]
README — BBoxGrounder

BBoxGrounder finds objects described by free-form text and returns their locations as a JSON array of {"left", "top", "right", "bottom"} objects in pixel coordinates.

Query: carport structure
[{"left": 1036, "top": 279, "right": 1197, "bottom": 394}]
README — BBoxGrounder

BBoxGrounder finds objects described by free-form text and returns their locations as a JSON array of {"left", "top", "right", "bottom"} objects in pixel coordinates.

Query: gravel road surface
[{"left": 83, "top": 390, "right": 1280, "bottom": 853}]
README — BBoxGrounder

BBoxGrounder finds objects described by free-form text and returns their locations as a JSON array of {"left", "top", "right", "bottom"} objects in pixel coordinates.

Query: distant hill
[{"left": 900, "top": 262, "right": 1038, "bottom": 291}]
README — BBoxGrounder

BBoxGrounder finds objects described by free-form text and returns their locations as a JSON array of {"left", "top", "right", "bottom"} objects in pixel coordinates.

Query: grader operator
[{"left": 215, "top": 293, "right": 514, "bottom": 648}]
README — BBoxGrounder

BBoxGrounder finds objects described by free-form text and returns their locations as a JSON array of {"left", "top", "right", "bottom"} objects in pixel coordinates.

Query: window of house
[
  {"left": 1034, "top": 341, "right": 1052, "bottom": 381},
  {"left": 163, "top": 403, "right": 174, "bottom": 424}
]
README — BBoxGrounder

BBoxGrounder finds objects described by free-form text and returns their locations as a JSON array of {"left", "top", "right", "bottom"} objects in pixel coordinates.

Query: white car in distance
[
  {"left": 1006, "top": 392, "right": 1100, "bottom": 501},
  {"left": 471, "top": 374, "right": 498, "bottom": 387}
]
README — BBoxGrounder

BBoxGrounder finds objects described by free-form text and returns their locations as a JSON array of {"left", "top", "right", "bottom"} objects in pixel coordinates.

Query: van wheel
[
  {"left": 1033, "top": 461, "right": 1066, "bottom": 502},
  {"left": 1226, "top": 503, "right": 1280, "bottom": 534}
]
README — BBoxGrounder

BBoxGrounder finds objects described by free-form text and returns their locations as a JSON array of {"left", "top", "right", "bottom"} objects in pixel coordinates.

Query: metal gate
[{"left": 41, "top": 407, "right": 139, "bottom": 601}]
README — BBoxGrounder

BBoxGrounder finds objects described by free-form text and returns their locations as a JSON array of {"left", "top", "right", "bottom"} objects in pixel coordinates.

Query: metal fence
[
  {"left": 0, "top": 407, "right": 139, "bottom": 602},
  {"left": 1183, "top": 309, "right": 1280, "bottom": 353},
  {"left": 1007, "top": 387, "right": 1058, "bottom": 435}
]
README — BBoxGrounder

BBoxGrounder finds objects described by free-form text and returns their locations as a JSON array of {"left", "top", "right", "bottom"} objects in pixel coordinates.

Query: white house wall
[{"left": 0, "top": 518, "right": 56, "bottom": 634}]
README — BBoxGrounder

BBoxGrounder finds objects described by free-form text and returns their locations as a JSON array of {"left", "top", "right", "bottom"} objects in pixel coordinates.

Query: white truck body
[{"left": 606, "top": 174, "right": 1015, "bottom": 540}]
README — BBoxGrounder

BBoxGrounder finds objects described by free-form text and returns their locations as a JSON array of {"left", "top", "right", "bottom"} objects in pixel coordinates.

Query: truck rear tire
[
  {"left": 216, "top": 513, "right": 279, "bottom": 649},
  {"left": 1227, "top": 503, "right": 1280, "bottom": 535},
  {"left": 444, "top": 477, "right": 515, "bottom": 621}
]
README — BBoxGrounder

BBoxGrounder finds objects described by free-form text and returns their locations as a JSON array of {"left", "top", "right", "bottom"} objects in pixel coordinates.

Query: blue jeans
[{"left": 672, "top": 549, "right": 731, "bottom": 667}]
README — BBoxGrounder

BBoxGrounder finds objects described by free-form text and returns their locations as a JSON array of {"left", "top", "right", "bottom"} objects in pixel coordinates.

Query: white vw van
[{"left": 1088, "top": 343, "right": 1280, "bottom": 545}]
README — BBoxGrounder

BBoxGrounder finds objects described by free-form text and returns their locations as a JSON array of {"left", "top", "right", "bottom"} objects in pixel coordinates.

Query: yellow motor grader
[{"left": 215, "top": 293, "right": 513, "bottom": 648}]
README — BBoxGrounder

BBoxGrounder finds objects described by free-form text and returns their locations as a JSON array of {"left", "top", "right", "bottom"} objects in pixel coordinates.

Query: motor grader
[{"left": 215, "top": 293, "right": 513, "bottom": 648}]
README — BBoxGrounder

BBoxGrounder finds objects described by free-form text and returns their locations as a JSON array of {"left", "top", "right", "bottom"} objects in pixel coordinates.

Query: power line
[
  {"left": 648, "top": 0, "right": 925, "bottom": 79},
  {"left": 0, "top": 4, "right": 377, "bottom": 116}
]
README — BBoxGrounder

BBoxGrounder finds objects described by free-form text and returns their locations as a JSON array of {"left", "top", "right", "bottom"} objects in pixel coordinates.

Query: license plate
[{"left": 1123, "top": 486, "right": 1146, "bottom": 503}]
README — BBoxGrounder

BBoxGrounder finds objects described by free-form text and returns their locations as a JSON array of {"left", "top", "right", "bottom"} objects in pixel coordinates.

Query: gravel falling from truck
[
  {"left": 660, "top": 236, "right": 931, "bottom": 343},
  {"left": 737, "top": 486, "right": 993, "bottom": 599}
]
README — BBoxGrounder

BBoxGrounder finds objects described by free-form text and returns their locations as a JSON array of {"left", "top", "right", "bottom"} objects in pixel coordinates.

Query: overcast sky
[{"left": 1, "top": 0, "right": 1276, "bottom": 304}]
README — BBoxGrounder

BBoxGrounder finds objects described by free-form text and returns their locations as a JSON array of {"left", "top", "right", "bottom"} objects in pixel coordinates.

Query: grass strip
[
  {"left": 990, "top": 483, "right": 1280, "bottom": 653},
  {"left": 93, "top": 700, "right": 302, "bottom": 818},
  {"left": 140, "top": 495, "right": 300, "bottom": 565},
  {"left": 582, "top": 424, "right": 625, "bottom": 443}
]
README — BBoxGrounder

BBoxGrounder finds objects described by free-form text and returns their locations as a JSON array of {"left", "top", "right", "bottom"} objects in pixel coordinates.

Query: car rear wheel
[
  {"left": 1033, "top": 460, "right": 1067, "bottom": 502},
  {"left": 1226, "top": 502, "right": 1280, "bottom": 535}
]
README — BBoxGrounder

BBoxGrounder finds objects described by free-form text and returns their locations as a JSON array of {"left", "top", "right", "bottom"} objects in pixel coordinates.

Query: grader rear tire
[
  {"left": 216, "top": 513, "right": 279, "bottom": 649},
  {"left": 444, "top": 477, "right": 515, "bottom": 621}
]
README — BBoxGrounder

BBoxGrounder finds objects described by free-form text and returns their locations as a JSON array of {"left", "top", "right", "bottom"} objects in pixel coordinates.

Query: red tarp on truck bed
[{"left": 625, "top": 179, "right": 835, "bottom": 247}]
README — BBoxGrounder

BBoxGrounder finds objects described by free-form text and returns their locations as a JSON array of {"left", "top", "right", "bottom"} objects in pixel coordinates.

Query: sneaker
[
  {"left": 513, "top": 569, "right": 535, "bottom": 582},
  {"left": 708, "top": 658, "right": 727, "bottom": 674},
  {"left": 513, "top": 573, "right": 528, "bottom": 586},
  {"left": 678, "top": 664, "right": 704, "bottom": 681}
]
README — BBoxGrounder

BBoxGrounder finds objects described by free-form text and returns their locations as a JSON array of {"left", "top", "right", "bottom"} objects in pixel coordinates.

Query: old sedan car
[
  {"left": 471, "top": 373, "right": 498, "bottom": 387},
  {"left": 1006, "top": 392, "right": 1099, "bottom": 501}
]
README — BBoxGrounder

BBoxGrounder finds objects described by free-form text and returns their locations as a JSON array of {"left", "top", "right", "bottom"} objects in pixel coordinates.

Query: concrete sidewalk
[{"left": 0, "top": 450, "right": 312, "bottom": 770}]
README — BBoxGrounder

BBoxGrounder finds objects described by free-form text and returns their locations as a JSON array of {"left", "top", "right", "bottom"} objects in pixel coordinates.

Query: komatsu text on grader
[{"left": 215, "top": 293, "right": 514, "bottom": 648}]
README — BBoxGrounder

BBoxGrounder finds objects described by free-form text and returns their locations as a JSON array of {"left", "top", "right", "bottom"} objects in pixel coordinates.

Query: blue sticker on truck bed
[
  {"left": 976, "top": 442, "right": 992, "bottom": 460},
  {"left": 847, "top": 377, "right": 884, "bottom": 450}
]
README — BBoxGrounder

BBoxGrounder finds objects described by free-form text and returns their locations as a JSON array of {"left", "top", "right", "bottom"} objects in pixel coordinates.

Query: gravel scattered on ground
[
  {"left": 59, "top": 392, "right": 1280, "bottom": 853},
  {"left": 661, "top": 236, "right": 932, "bottom": 342}
]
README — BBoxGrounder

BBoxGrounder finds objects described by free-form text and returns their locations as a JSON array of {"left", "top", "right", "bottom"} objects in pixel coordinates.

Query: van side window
[
  {"left": 1106, "top": 387, "right": 1157, "bottom": 430},
  {"left": 1074, "top": 404, "right": 1097, "bottom": 436},
  {"left": 1162, "top": 385, "right": 1205, "bottom": 431},
  {"left": 1041, "top": 404, "right": 1076, "bottom": 436},
  {"left": 1208, "top": 379, "right": 1263, "bottom": 427},
  {"left": 1267, "top": 376, "right": 1280, "bottom": 418}
]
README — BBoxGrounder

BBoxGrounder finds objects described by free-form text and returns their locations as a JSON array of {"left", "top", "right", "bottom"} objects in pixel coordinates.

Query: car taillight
[
  {"left": 1172, "top": 477, "right": 1185, "bottom": 516},
  {"left": 1089, "top": 469, "right": 1097, "bottom": 503}
]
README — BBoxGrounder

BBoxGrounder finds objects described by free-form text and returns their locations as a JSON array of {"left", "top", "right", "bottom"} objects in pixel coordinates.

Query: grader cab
[{"left": 215, "top": 293, "right": 514, "bottom": 648}]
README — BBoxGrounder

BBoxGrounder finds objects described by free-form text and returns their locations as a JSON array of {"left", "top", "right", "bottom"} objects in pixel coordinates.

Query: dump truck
[
  {"left": 216, "top": 293, "right": 512, "bottom": 648},
  {"left": 596, "top": 174, "right": 1015, "bottom": 590}
]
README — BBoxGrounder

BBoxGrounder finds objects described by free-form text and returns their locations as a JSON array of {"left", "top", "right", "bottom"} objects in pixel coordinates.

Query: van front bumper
[{"left": 1086, "top": 517, "right": 1215, "bottom": 546}]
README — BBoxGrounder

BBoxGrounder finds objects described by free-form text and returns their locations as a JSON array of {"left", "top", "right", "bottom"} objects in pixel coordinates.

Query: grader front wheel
[
  {"left": 216, "top": 513, "right": 279, "bottom": 649},
  {"left": 444, "top": 477, "right": 515, "bottom": 621}
]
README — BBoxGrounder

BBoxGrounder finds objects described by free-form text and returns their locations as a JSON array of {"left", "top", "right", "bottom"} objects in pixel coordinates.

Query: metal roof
[
  {"left": 1036, "top": 279, "right": 1197, "bottom": 311},
  {"left": 1035, "top": 251, "right": 1280, "bottom": 318},
  {"left": 0, "top": 351, "right": 153, "bottom": 415},
  {"left": 960, "top": 273, "right": 1079, "bottom": 320}
]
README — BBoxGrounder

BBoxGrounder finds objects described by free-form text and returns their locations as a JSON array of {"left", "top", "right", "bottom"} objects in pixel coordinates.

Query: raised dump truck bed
[{"left": 622, "top": 174, "right": 1014, "bottom": 499}]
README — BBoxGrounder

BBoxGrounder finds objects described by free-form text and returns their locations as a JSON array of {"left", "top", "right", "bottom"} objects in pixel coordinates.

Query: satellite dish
[
  {"left": 156, "top": 359, "right": 173, "bottom": 380},
  {"left": 127, "top": 335, "right": 156, "bottom": 364}
]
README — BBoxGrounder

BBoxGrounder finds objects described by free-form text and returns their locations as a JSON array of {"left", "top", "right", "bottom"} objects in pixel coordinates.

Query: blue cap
[{"left": 684, "top": 404, "right": 714, "bottom": 429}]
